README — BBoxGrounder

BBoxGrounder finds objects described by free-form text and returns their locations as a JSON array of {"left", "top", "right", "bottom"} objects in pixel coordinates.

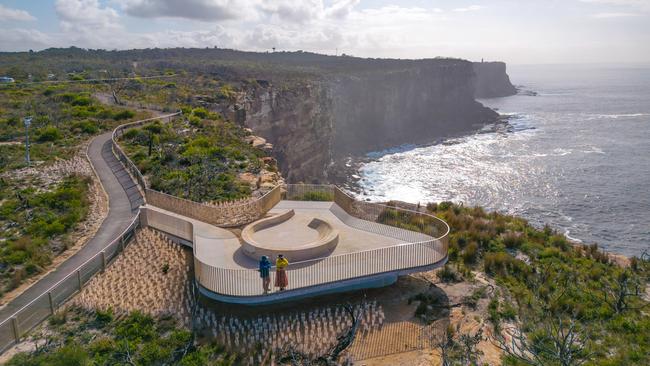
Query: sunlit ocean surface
[{"left": 356, "top": 65, "right": 650, "bottom": 256}]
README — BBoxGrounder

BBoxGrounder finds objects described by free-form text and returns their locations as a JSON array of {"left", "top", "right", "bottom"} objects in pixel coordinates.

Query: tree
[
  {"left": 493, "top": 314, "right": 595, "bottom": 366},
  {"left": 600, "top": 270, "right": 646, "bottom": 314},
  {"left": 436, "top": 326, "right": 483, "bottom": 366},
  {"left": 143, "top": 122, "right": 163, "bottom": 156}
]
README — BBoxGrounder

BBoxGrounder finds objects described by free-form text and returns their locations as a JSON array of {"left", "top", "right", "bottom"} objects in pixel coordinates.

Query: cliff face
[
  {"left": 472, "top": 61, "right": 517, "bottom": 98},
  {"left": 240, "top": 59, "right": 500, "bottom": 182},
  {"left": 241, "top": 83, "right": 334, "bottom": 183},
  {"left": 330, "top": 61, "right": 497, "bottom": 156}
]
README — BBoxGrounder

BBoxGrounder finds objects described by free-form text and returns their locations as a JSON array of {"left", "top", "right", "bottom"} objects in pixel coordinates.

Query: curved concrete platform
[
  {"left": 141, "top": 199, "right": 447, "bottom": 305},
  {"left": 241, "top": 209, "right": 339, "bottom": 261}
]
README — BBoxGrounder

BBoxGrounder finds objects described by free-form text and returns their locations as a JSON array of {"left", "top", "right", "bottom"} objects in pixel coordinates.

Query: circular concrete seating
[{"left": 241, "top": 209, "right": 339, "bottom": 262}]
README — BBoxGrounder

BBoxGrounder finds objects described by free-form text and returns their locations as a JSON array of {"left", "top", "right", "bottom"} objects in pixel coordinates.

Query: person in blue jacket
[{"left": 259, "top": 256, "right": 272, "bottom": 293}]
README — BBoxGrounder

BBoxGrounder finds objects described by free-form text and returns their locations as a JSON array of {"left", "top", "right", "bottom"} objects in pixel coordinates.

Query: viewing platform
[
  {"left": 111, "top": 116, "right": 450, "bottom": 305},
  {"left": 140, "top": 185, "right": 450, "bottom": 305}
]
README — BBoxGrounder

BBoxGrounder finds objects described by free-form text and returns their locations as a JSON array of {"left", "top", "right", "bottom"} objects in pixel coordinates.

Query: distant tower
[
  {"left": 272, "top": 47, "right": 276, "bottom": 52},
  {"left": 481, "top": 58, "right": 484, "bottom": 63}
]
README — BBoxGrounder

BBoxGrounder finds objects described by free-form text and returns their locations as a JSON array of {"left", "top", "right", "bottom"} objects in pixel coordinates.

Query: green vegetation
[
  {"left": 119, "top": 108, "right": 265, "bottom": 202},
  {"left": 0, "top": 175, "right": 91, "bottom": 294},
  {"left": 292, "top": 190, "right": 334, "bottom": 202},
  {"left": 377, "top": 202, "right": 444, "bottom": 237},
  {"left": 421, "top": 202, "right": 650, "bottom": 366},
  {"left": 7, "top": 308, "right": 238, "bottom": 366},
  {"left": 0, "top": 85, "right": 143, "bottom": 172}
]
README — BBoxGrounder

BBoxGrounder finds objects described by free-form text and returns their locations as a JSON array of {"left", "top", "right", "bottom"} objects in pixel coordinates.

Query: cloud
[
  {"left": 580, "top": 0, "right": 650, "bottom": 11},
  {"left": 591, "top": 12, "right": 643, "bottom": 17},
  {"left": 0, "top": 28, "right": 51, "bottom": 51},
  {"left": 55, "top": 0, "right": 121, "bottom": 32},
  {"left": 119, "top": 0, "right": 358, "bottom": 23},
  {"left": 324, "top": 0, "right": 361, "bottom": 19},
  {"left": 119, "top": 0, "right": 245, "bottom": 21},
  {"left": 453, "top": 5, "right": 484, "bottom": 12},
  {"left": 0, "top": 5, "right": 36, "bottom": 21},
  {"left": 257, "top": 0, "right": 324, "bottom": 24}
]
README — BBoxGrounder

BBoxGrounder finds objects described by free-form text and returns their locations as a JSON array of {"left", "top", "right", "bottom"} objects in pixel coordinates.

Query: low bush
[
  {"left": 437, "top": 264, "right": 462, "bottom": 283},
  {"left": 36, "top": 126, "right": 62, "bottom": 142}
]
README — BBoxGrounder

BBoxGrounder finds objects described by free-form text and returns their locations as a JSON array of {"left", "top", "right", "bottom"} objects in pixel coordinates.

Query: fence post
[
  {"left": 11, "top": 317, "right": 19, "bottom": 343},
  {"left": 101, "top": 251, "right": 106, "bottom": 273},
  {"left": 119, "top": 236, "right": 125, "bottom": 252},
  {"left": 48, "top": 291, "right": 55, "bottom": 314},
  {"left": 77, "top": 270, "right": 82, "bottom": 290}
]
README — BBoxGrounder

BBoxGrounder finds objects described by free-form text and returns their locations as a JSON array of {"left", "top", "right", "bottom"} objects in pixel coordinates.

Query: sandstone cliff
[
  {"left": 472, "top": 61, "right": 517, "bottom": 98},
  {"left": 240, "top": 59, "right": 499, "bottom": 182}
]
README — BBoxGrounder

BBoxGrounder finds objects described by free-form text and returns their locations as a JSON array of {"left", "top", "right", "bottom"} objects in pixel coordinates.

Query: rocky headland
[{"left": 228, "top": 56, "right": 515, "bottom": 182}]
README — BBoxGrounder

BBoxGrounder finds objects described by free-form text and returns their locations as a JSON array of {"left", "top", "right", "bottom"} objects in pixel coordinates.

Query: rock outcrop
[{"left": 472, "top": 61, "right": 517, "bottom": 98}]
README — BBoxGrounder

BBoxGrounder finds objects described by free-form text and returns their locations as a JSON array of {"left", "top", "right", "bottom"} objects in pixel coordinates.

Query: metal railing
[
  {"left": 111, "top": 113, "right": 283, "bottom": 227},
  {"left": 111, "top": 112, "right": 181, "bottom": 191},
  {"left": 194, "top": 184, "right": 449, "bottom": 297},
  {"left": 0, "top": 212, "right": 141, "bottom": 354}
]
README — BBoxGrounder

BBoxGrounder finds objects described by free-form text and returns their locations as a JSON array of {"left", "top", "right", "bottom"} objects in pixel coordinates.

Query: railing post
[
  {"left": 101, "top": 251, "right": 107, "bottom": 273},
  {"left": 48, "top": 291, "right": 55, "bottom": 314},
  {"left": 119, "top": 236, "right": 125, "bottom": 252},
  {"left": 11, "top": 317, "right": 19, "bottom": 343},
  {"left": 77, "top": 270, "right": 82, "bottom": 290}
]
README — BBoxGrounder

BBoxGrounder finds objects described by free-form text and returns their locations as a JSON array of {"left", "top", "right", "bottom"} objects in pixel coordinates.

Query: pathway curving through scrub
[{"left": 0, "top": 132, "right": 139, "bottom": 324}]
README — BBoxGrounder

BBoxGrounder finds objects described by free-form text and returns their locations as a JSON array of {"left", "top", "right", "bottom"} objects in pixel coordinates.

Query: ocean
[{"left": 354, "top": 64, "right": 650, "bottom": 257}]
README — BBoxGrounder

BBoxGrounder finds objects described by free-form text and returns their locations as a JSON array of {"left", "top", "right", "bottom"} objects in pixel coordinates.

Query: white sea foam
[{"left": 583, "top": 113, "right": 650, "bottom": 120}]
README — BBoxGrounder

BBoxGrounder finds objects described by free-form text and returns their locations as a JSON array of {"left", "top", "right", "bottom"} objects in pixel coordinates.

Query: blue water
[{"left": 356, "top": 65, "right": 650, "bottom": 257}]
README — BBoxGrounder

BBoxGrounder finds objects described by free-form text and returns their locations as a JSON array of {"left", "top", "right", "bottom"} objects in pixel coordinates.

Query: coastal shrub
[
  {"left": 36, "top": 125, "right": 62, "bottom": 142},
  {"left": 437, "top": 264, "right": 462, "bottom": 283},
  {"left": 462, "top": 242, "right": 480, "bottom": 264},
  {"left": 483, "top": 252, "right": 528, "bottom": 277},
  {"left": 70, "top": 95, "right": 92, "bottom": 106},
  {"left": 7, "top": 308, "right": 236, "bottom": 365},
  {"left": 71, "top": 120, "right": 98, "bottom": 134},
  {"left": 0, "top": 175, "right": 90, "bottom": 291},
  {"left": 95, "top": 308, "right": 114, "bottom": 325},
  {"left": 295, "top": 190, "right": 334, "bottom": 202},
  {"left": 501, "top": 231, "right": 524, "bottom": 249},
  {"left": 549, "top": 234, "right": 570, "bottom": 251},
  {"left": 192, "top": 107, "right": 208, "bottom": 118},
  {"left": 112, "top": 109, "right": 135, "bottom": 120},
  {"left": 488, "top": 298, "right": 501, "bottom": 331}
]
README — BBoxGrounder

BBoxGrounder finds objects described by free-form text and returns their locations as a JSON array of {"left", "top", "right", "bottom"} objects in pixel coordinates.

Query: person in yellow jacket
[{"left": 275, "top": 254, "right": 289, "bottom": 291}]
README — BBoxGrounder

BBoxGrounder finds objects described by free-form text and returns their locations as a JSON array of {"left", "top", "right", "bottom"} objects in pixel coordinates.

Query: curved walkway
[{"left": 0, "top": 132, "right": 138, "bottom": 323}]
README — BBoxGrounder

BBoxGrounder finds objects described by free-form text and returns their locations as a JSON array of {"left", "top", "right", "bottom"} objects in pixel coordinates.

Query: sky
[{"left": 0, "top": 0, "right": 649, "bottom": 64}]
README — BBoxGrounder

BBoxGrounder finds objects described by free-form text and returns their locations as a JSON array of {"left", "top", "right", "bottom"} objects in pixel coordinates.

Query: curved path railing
[
  {"left": 111, "top": 114, "right": 282, "bottom": 227},
  {"left": 194, "top": 184, "right": 449, "bottom": 298}
]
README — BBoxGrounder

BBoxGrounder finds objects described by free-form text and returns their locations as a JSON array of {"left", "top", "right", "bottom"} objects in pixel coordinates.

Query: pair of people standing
[{"left": 259, "top": 254, "right": 289, "bottom": 293}]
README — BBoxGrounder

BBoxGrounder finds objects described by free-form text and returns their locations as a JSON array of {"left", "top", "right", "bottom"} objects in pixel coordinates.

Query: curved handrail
[
  {"left": 111, "top": 114, "right": 283, "bottom": 226},
  {"left": 193, "top": 184, "right": 450, "bottom": 297},
  {"left": 111, "top": 111, "right": 182, "bottom": 191}
]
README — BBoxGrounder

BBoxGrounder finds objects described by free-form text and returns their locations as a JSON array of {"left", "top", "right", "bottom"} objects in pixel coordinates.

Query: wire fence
[{"left": 0, "top": 212, "right": 141, "bottom": 354}]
